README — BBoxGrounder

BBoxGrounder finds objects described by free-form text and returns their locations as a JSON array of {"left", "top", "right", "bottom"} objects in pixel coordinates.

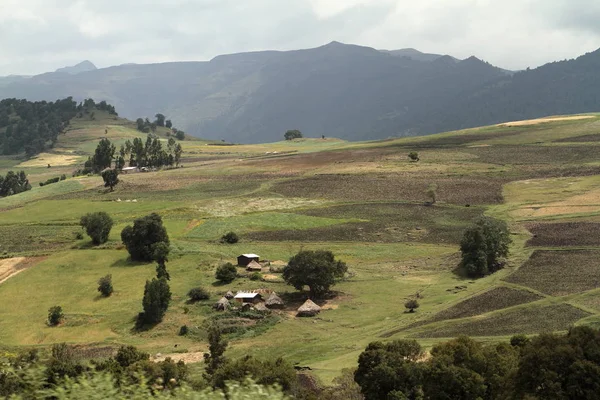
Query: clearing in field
[
  {"left": 17, "top": 153, "right": 81, "bottom": 168},
  {"left": 499, "top": 115, "right": 595, "bottom": 127},
  {"left": 0, "top": 257, "right": 26, "bottom": 284},
  {"left": 504, "top": 250, "right": 600, "bottom": 296},
  {"left": 411, "top": 303, "right": 590, "bottom": 338}
]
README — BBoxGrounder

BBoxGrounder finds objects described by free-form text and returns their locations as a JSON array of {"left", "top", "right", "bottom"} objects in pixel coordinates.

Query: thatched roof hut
[
  {"left": 246, "top": 260, "right": 262, "bottom": 271},
  {"left": 254, "top": 302, "right": 269, "bottom": 312},
  {"left": 297, "top": 299, "right": 321, "bottom": 317},
  {"left": 265, "top": 292, "right": 285, "bottom": 309},
  {"left": 214, "top": 297, "right": 230, "bottom": 311},
  {"left": 224, "top": 290, "right": 234, "bottom": 300}
]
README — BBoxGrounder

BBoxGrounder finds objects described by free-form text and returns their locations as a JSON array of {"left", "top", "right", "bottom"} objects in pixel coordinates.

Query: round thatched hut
[
  {"left": 224, "top": 290, "right": 234, "bottom": 300},
  {"left": 214, "top": 297, "right": 230, "bottom": 311},
  {"left": 265, "top": 292, "right": 285, "bottom": 309},
  {"left": 254, "top": 302, "right": 269, "bottom": 312},
  {"left": 297, "top": 299, "right": 321, "bottom": 317}
]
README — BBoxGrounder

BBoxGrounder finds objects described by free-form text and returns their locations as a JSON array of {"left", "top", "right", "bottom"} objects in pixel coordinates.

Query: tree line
[
  {"left": 136, "top": 113, "right": 186, "bottom": 140},
  {"left": 0, "top": 97, "right": 119, "bottom": 157},
  {"left": 0, "top": 170, "right": 31, "bottom": 197}
]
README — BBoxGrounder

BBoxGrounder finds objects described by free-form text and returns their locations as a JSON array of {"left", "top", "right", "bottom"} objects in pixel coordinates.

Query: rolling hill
[{"left": 2, "top": 110, "right": 600, "bottom": 383}]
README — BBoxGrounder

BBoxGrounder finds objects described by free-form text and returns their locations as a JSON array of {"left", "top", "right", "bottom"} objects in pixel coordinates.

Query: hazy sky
[{"left": 1, "top": 0, "right": 599, "bottom": 75}]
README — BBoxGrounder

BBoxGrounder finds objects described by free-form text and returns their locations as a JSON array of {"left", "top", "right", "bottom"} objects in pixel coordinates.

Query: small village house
[
  {"left": 297, "top": 299, "right": 321, "bottom": 317},
  {"left": 237, "top": 254, "right": 260, "bottom": 267},
  {"left": 233, "top": 292, "right": 263, "bottom": 304},
  {"left": 246, "top": 260, "right": 263, "bottom": 272}
]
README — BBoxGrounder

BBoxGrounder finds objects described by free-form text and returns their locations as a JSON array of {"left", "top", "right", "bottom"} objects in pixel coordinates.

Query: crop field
[
  {"left": 3, "top": 115, "right": 600, "bottom": 382},
  {"left": 526, "top": 222, "right": 600, "bottom": 247},
  {"left": 422, "top": 286, "right": 543, "bottom": 324},
  {"left": 411, "top": 303, "right": 591, "bottom": 338},
  {"left": 504, "top": 250, "right": 600, "bottom": 296}
]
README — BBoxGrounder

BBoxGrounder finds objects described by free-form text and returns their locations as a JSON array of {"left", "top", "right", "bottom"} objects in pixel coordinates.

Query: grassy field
[{"left": 2, "top": 113, "right": 600, "bottom": 382}]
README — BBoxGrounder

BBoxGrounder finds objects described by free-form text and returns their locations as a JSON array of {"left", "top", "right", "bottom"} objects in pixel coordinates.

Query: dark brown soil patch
[{"left": 527, "top": 222, "right": 600, "bottom": 247}]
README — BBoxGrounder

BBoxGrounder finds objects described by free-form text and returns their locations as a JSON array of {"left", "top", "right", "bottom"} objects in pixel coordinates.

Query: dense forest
[{"left": 0, "top": 98, "right": 117, "bottom": 157}]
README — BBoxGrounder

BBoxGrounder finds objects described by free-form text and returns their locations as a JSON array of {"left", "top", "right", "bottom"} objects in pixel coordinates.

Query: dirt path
[{"left": 0, "top": 257, "right": 42, "bottom": 285}]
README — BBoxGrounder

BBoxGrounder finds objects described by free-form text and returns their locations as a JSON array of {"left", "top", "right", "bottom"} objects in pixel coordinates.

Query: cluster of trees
[
  {"left": 78, "top": 98, "right": 118, "bottom": 116},
  {"left": 0, "top": 97, "right": 78, "bottom": 156},
  {"left": 135, "top": 113, "right": 185, "bottom": 140},
  {"left": 119, "top": 136, "right": 183, "bottom": 169},
  {"left": 0, "top": 170, "right": 31, "bottom": 197},
  {"left": 354, "top": 326, "right": 600, "bottom": 400},
  {"left": 284, "top": 129, "right": 303, "bottom": 140},
  {"left": 460, "top": 217, "right": 512, "bottom": 278}
]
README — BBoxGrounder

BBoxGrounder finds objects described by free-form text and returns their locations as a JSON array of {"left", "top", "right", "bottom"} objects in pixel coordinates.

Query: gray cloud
[{"left": 0, "top": 0, "right": 599, "bottom": 75}]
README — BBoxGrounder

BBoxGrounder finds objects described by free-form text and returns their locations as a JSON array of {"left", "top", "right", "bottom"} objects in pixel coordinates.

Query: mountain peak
[{"left": 54, "top": 60, "right": 97, "bottom": 75}]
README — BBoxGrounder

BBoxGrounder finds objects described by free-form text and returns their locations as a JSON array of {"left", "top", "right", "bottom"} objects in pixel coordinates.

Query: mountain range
[{"left": 0, "top": 42, "right": 599, "bottom": 143}]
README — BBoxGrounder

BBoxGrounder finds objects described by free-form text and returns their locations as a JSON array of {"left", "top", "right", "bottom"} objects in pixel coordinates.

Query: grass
[
  {"left": 3, "top": 112, "right": 600, "bottom": 383},
  {"left": 504, "top": 250, "right": 600, "bottom": 296}
]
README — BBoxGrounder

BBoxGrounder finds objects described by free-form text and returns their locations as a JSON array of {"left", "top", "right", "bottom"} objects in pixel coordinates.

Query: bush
[
  {"left": 121, "top": 213, "right": 169, "bottom": 262},
  {"left": 179, "top": 325, "right": 189, "bottom": 336},
  {"left": 408, "top": 151, "right": 420, "bottom": 161},
  {"left": 220, "top": 231, "right": 239, "bottom": 244},
  {"left": 97, "top": 275, "right": 113, "bottom": 297},
  {"left": 404, "top": 299, "right": 420, "bottom": 313},
  {"left": 216, "top": 262, "right": 237, "bottom": 283},
  {"left": 48, "top": 306, "right": 64, "bottom": 326},
  {"left": 60, "top": 174, "right": 66, "bottom": 181},
  {"left": 187, "top": 287, "right": 210, "bottom": 302},
  {"left": 175, "top": 131, "right": 185, "bottom": 140},
  {"left": 80, "top": 211, "right": 113, "bottom": 245},
  {"left": 284, "top": 129, "right": 303, "bottom": 140},
  {"left": 249, "top": 272, "right": 262, "bottom": 281}
]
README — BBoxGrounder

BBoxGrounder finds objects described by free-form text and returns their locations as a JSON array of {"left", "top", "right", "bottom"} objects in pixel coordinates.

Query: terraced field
[{"left": 1, "top": 112, "right": 600, "bottom": 382}]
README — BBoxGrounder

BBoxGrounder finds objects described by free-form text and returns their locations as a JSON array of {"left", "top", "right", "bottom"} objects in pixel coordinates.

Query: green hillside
[{"left": 2, "top": 113, "right": 600, "bottom": 383}]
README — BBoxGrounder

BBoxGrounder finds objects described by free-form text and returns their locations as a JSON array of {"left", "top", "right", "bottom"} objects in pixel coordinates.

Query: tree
[
  {"left": 48, "top": 306, "right": 64, "bottom": 326},
  {"left": 174, "top": 143, "right": 183, "bottom": 166},
  {"left": 121, "top": 213, "right": 170, "bottom": 262},
  {"left": 404, "top": 299, "right": 420, "bottom": 313},
  {"left": 97, "top": 275, "right": 113, "bottom": 297},
  {"left": 460, "top": 217, "right": 512, "bottom": 278},
  {"left": 211, "top": 356, "right": 297, "bottom": 392},
  {"left": 0, "top": 170, "right": 31, "bottom": 197},
  {"left": 408, "top": 151, "right": 419, "bottom": 162},
  {"left": 91, "top": 138, "right": 116, "bottom": 173},
  {"left": 136, "top": 118, "right": 145, "bottom": 131},
  {"left": 282, "top": 250, "right": 347, "bottom": 298},
  {"left": 175, "top": 131, "right": 185, "bottom": 140},
  {"left": 215, "top": 262, "right": 237, "bottom": 283},
  {"left": 204, "top": 323, "right": 228, "bottom": 379},
  {"left": 165, "top": 119, "right": 172, "bottom": 129},
  {"left": 155, "top": 263, "right": 170, "bottom": 281},
  {"left": 152, "top": 242, "right": 170, "bottom": 265},
  {"left": 284, "top": 129, "right": 303, "bottom": 140},
  {"left": 220, "top": 231, "right": 239, "bottom": 244},
  {"left": 141, "top": 278, "right": 171, "bottom": 324},
  {"left": 80, "top": 211, "right": 113, "bottom": 245},
  {"left": 355, "top": 340, "right": 424, "bottom": 400},
  {"left": 114, "top": 345, "right": 149, "bottom": 368},
  {"left": 155, "top": 113, "right": 166, "bottom": 127},
  {"left": 101, "top": 169, "right": 119, "bottom": 192}
]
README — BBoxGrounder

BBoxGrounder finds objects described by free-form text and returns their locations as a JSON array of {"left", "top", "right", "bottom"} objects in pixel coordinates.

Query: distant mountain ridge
[
  {"left": 0, "top": 42, "right": 598, "bottom": 143},
  {"left": 54, "top": 60, "right": 97, "bottom": 75}
]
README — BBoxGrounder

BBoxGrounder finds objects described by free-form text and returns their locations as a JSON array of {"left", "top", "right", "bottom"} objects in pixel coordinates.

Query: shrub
[
  {"left": 404, "top": 299, "right": 420, "bottom": 313},
  {"left": 60, "top": 174, "right": 66, "bottom": 181},
  {"left": 97, "top": 275, "right": 113, "bottom": 297},
  {"left": 249, "top": 272, "right": 262, "bottom": 281},
  {"left": 220, "top": 231, "right": 239, "bottom": 244},
  {"left": 216, "top": 263, "right": 237, "bottom": 283},
  {"left": 188, "top": 287, "right": 210, "bottom": 302},
  {"left": 115, "top": 345, "right": 149, "bottom": 368},
  {"left": 121, "top": 213, "right": 169, "bottom": 262},
  {"left": 284, "top": 129, "right": 303, "bottom": 140},
  {"left": 408, "top": 151, "right": 420, "bottom": 161},
  {"left": 48, "top": 306, "right": 64, "bottom": 326},
  {"left": 80, "top": 211, "right": 113, "bottom": 245},
  {"left": 179, "top": 325, "right": 189, "bottom": 336}
]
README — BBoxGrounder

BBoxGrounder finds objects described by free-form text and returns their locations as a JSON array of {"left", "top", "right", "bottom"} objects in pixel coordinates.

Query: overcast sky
[{"left": 1, "top": 0, "right": 599, "bottom": 76}]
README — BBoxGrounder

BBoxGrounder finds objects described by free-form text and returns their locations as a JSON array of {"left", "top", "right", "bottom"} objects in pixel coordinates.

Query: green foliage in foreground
[
  {"left": 460, "top": 216, "right": 511, "bottom": 278},
  {"left": 354, "top": 326, "right": 600, "bottom": 400}
]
